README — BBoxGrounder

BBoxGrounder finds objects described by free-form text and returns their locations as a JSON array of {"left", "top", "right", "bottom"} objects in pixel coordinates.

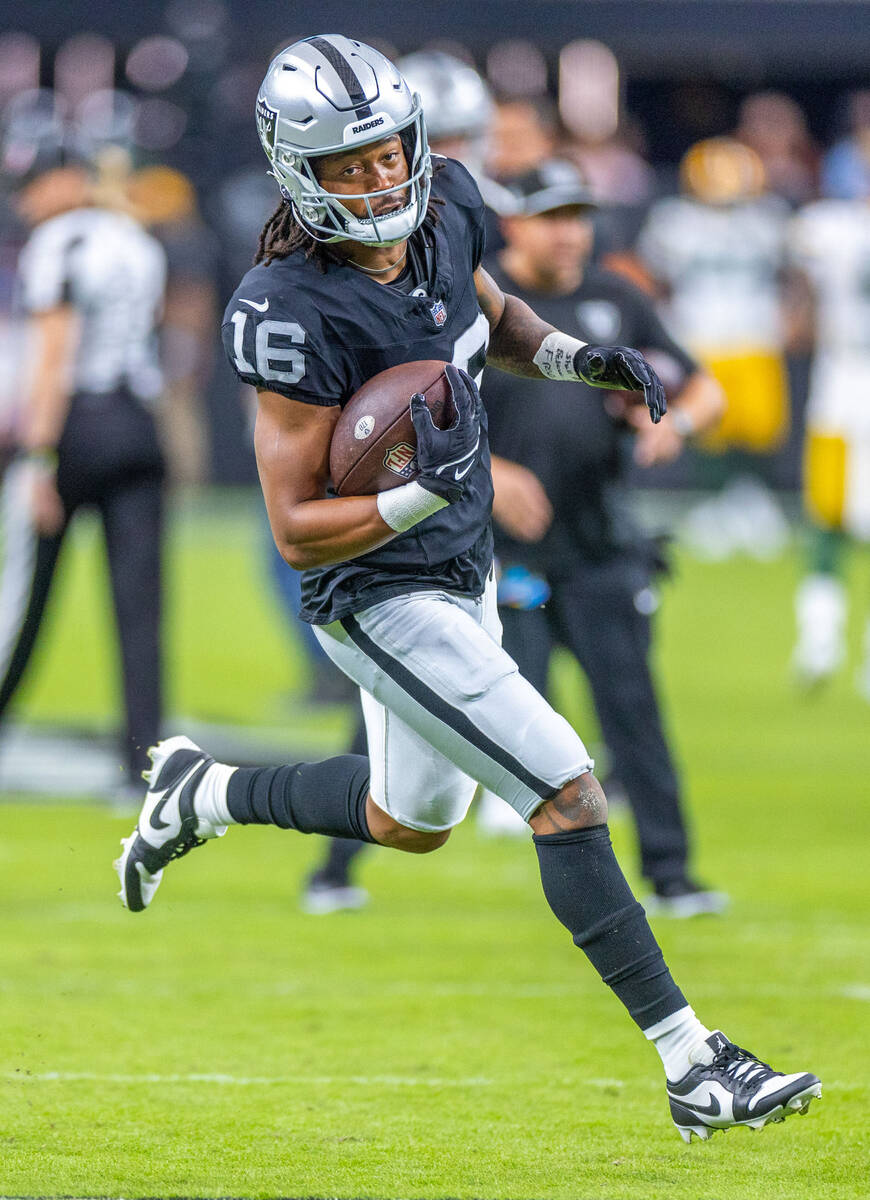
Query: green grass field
[{"left": 1, "top": 492, "right": 869, "bottom": 1199}]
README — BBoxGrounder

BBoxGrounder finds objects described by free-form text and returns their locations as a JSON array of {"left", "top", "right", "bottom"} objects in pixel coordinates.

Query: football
[{"left": 330, "top": 360, "right": 455, "bottom": 496}]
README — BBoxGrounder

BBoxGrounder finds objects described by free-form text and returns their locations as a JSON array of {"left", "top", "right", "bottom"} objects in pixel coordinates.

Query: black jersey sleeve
[
  {"left": 432, "top": 155, "right": 487, "bottom": 271},
  {"left": 221, "top": 268, "right": 350, "bottom": 405}
]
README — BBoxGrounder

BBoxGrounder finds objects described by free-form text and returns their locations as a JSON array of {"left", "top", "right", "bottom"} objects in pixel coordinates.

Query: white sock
[
  {"left": 194, "top": 763, "right": 238, "bottom": 829},
  {"left": 644, "top": 1005, "right": 711, "bottom": 1081}
]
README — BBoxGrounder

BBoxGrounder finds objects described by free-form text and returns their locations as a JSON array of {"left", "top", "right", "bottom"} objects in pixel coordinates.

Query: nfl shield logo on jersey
[
  {"left": 383, "top": 442, "right": 418, "bottom": 478},
  {"left": 429, "top": 299, "right": 447, "bottom": 327}
]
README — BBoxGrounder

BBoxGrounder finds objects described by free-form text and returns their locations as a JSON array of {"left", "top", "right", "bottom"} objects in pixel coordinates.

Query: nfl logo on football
[
  {"left": 429, "top": 299, "right": 447, "bottom": 327},
  {"left": 383, "top": 442, "right": 418, "bottom": 479}
]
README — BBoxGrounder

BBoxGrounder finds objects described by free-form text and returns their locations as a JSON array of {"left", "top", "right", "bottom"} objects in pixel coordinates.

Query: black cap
[{"left": 499, "top": 160, "right": 598, "bottom": 216}]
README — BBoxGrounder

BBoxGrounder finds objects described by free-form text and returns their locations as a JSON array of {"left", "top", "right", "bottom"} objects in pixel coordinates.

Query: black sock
[
  {"left": 534, "top": 824, "right": 686, "bottom": 1029},
  {"left": 227, "top": 754, "right": 375, "bottom": 843},
  {"left": 311, "top": 837, "right": 368, "bottom": 887}
]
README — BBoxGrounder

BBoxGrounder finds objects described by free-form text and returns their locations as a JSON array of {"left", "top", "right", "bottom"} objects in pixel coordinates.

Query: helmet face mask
[{"left": 257, "top": 35, "right": 432, "bottom": 246}]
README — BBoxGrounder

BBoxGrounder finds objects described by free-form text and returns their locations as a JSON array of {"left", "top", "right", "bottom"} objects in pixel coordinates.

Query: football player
[
  {"left": 788, "top": 187, "right": 870, "bottom": 693},
  {"left": 115, "top": 36, "right": 820, "bottom": 1141},
  {"left": 0, "top": 91, "right": 167, "bottom": 792},
  {"left": 638, "top": 138, "right": 792, "bottom": 559}
]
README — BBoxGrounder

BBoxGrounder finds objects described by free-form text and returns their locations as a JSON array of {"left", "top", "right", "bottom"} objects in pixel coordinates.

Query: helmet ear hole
[{"left": 399, "top": 127, "right": 416, "bottom": 168}]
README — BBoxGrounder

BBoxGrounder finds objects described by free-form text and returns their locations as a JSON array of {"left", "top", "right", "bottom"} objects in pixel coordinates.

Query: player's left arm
[{"left": 474, "top": 266, "right": 666, "bottom": 423}]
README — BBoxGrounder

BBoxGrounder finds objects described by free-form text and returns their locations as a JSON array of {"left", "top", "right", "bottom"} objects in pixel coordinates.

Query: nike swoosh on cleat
[
  {"left": 149, "top": 796, "right": 171, "bottom": 831},
  {"left": 453, "top": 458, "right": 476, "bottom": 481},
  {"left": 239, "top": 297, "right": 269, "bottom": 312},
  {"left": 675, "top": 1094, "right": 721, "bottom": 1117},
  {"left": 176, "top": 759, "right": 214, "bottom": 830},
  {"left": 148, "top": 756, "right": 212, "bottom": 834}
]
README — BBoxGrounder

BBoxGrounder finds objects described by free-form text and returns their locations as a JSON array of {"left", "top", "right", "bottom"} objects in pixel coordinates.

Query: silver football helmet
[
  {"left": 256, "top": 34, "right": 431, "bottom": 246},
  {"left": 396, "top": 51, "right": 492, "bottom": 145}
]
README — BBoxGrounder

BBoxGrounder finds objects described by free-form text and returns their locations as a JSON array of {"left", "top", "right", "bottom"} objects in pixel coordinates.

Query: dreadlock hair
[
  {"left": 254, "top": 198, "right": 339, "bottom": 269},
  {"left": 254, "top": 146, "right": 445, "bottom": 270}
]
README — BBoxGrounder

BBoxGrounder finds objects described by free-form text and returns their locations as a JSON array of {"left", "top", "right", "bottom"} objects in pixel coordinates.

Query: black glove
[
  {"left": 410, "top": 363, "right": 482, "bottom": 503},
  {"left": 574, "top": 345, "right": 667, "bottom": 424}
]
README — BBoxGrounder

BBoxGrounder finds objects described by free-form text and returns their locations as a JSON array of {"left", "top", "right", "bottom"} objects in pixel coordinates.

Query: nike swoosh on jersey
[
  {"left": 240, "top": 297, "right": 269, "bottom": 312},
  {"left": 453, "top": 458, "right": 476, "bottom": 481}
]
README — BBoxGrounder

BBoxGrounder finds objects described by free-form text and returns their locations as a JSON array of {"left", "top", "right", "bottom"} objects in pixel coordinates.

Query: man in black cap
[
  {"left": 483, "top": 160, "right": 727, "bottom": 914},
  {"left": 0, "top": 92, "right": 167, "bottom": 794}
]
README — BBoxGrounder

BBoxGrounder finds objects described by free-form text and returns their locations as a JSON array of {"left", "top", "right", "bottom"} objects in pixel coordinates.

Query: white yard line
[
  {"left": 5, "top": 1070, "right": 492, "bottom": 1087},
  {"left": 840, "top": 984, "right": 870, "bottom": 1001},
  {"left": 3, "top": 1069, "right": 629, "bottom": 1089}
]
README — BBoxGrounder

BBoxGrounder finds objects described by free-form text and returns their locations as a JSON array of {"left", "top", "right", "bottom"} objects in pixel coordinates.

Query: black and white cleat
[
  {"left": 114, "top": 735, "right": 226, "bottom": 913},
  {"left": 668, "top": 1031, "right": 822, "bottom": 1143}
]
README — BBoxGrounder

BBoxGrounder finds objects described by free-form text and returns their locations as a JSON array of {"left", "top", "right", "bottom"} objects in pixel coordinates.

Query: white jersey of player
[
  {"left": 17, "top": 207, "right": 166, "bottom": 401},
  {"left": 789, "top": 199, "right": 870, "bottom": 436},
  {"left": 638, "top": 194, "right": 790, "bottom": 352}
]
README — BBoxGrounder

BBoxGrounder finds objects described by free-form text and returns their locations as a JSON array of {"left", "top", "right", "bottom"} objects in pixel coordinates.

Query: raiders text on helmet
[{"left": 256, "top": 34, "right": 432, "bottom": 246}]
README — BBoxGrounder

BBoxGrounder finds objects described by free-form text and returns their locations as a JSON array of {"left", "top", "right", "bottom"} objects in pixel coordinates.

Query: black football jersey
[
  {"left": 222, "top": 158, "right": 493, "bottom": 624},
  {"left": 482, "top": 261, "right": 697, "bottom": 571}
]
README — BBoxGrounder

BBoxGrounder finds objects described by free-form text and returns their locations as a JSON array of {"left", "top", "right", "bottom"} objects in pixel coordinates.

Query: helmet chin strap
[{"left": 341, "top": 199, "right": 420, "bottom": 247}]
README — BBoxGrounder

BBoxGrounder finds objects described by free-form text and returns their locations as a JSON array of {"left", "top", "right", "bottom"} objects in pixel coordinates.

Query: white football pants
[{"left": 313, "top": 576, "right": 592, "bottom": 831}]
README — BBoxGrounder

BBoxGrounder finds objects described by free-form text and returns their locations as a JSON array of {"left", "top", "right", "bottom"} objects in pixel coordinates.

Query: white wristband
[
  {"left": 377, "top": 480, "right": 449, "bottom": 532},
  {"left": 532, "top": 332, "right": 588, "bottom": 381}
]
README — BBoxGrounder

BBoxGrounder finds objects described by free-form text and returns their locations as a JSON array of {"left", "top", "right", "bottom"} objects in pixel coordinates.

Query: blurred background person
[
  {"left": 0, "top": 91, "right": 167, "bottom": 796},
  {"left": 735, "top": 91, "right": 819, "bottom": 209},
  {"left": 638, "top": 137, "right": 793, "bottom": 560},
  {"left": 556, "top": 39, "right": 656, "bottom": 261},
  {"left": 127, "top": 164, "right": 218, "bottom": 486},
  {"left": 788, "top": 179, "right": 870, "bottom": 695},
  {"left": 821, "top": 89, "right": 870, "bottom": 201},
  {"left": 478, "top": 161, "right": 726, "bottom": 914},
  {"left": 486, "top": 94, "right": 559, "bottom": 181}
]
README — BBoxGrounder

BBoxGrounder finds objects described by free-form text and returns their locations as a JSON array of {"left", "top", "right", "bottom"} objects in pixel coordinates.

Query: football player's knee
[
  {"left": 380, "top": 824, "right": 452, "bottom": 854},
  {"left": 529, "top": 771, "right": 608, "bottom": 834},
  {"left": 365, "top": 798, "right": 452, "bottom": 853}
]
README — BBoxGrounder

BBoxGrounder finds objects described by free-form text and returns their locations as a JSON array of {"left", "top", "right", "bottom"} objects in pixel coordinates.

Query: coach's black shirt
[
  {"left": 482, "top": 261, "right": 696, "bottom": 573},
  {"left": 222, "top": 158, "right": 494, "bottom": 624}
]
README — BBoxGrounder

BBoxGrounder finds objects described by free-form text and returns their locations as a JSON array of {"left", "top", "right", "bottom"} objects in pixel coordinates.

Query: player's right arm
[
  {"left": 255, "top": 365, "right": 482, "bottom": 569},
  {"left": 254, "top": 388, "right": 397, "bottom": 570},
  {"left": 227, "top": 284, "right": 482, "bottom": 569}
]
